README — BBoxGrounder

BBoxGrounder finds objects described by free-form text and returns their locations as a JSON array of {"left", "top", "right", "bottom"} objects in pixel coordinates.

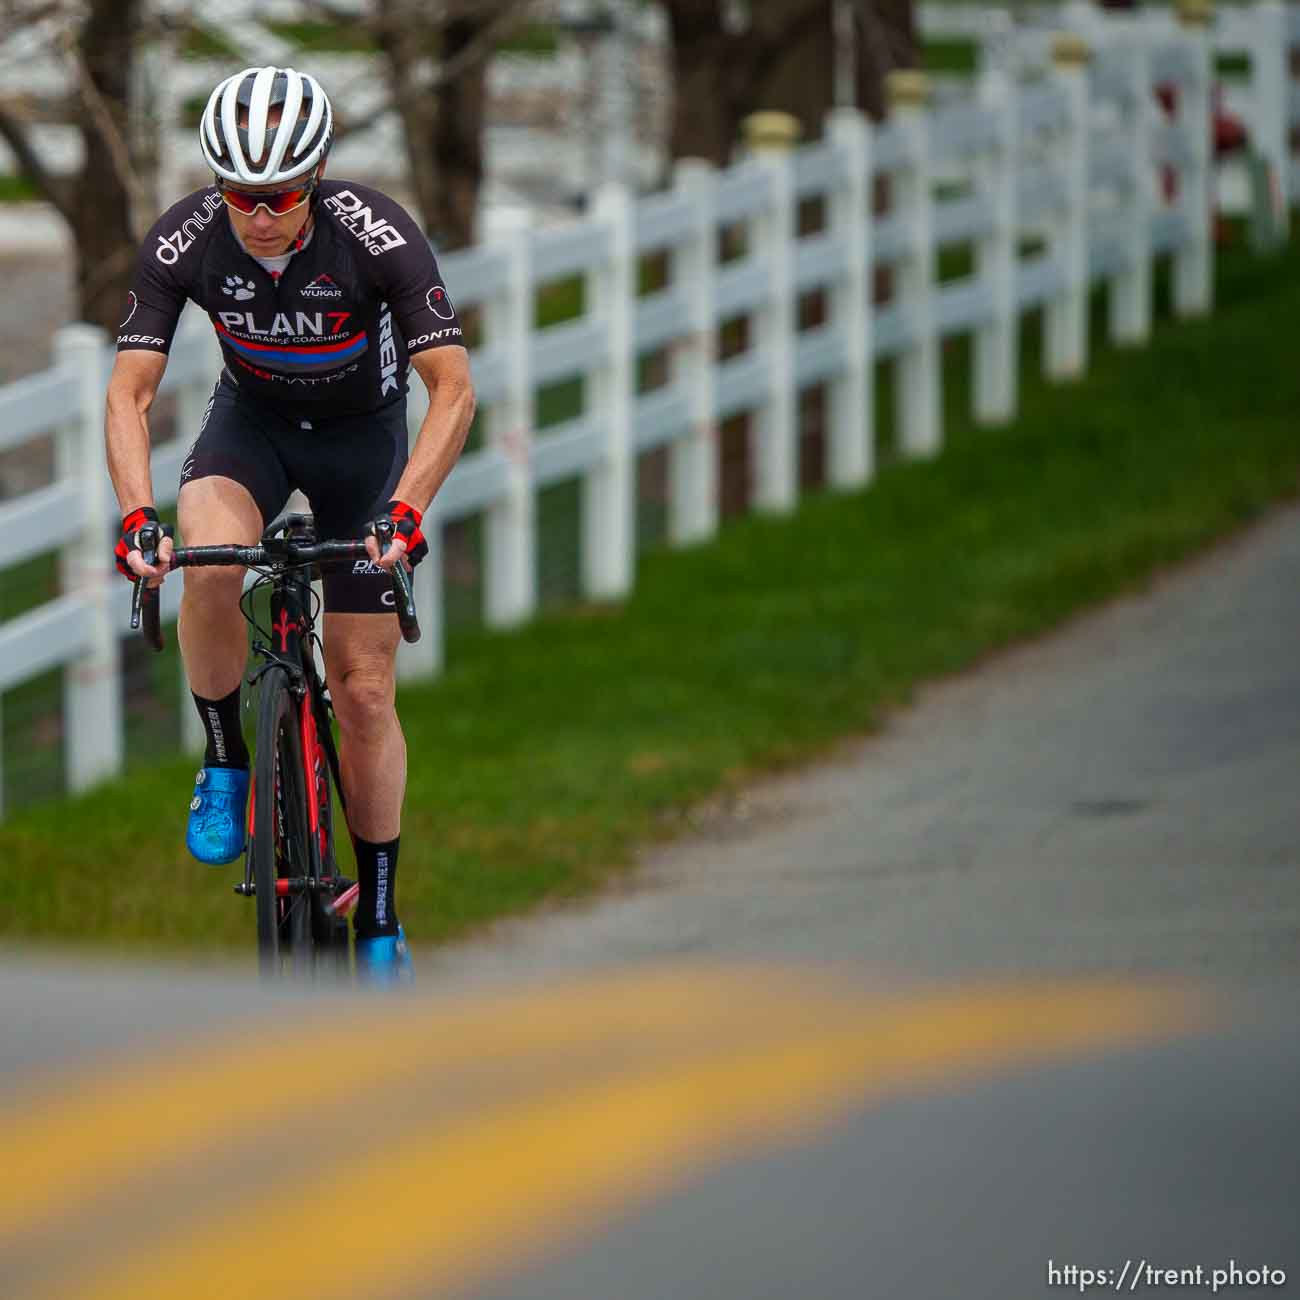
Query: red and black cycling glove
[
  {"left": 376, "top": 499, "right": 428, "bottom": 567},
  {"left": 114, "top": 506, "right": 166, "bottom": 579}
]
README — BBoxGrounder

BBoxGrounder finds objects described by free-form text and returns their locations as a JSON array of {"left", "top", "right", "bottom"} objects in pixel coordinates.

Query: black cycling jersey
[{"left": 117, "top": 180, "right": 465, "bottom": 416}]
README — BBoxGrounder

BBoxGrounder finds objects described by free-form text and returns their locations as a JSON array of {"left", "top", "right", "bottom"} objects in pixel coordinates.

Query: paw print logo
[{"left": 222, "top": 276, "right": 255, "bottom": 301}]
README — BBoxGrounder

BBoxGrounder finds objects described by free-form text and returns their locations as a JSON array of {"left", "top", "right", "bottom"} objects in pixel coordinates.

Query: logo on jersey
[
  {"left": 155, "top": 192, "right": 222, "bottom": 265},
  {"left": 408, "top": 328, "right": 463, "bottom": 348},
  {"left": 231, "top": 356, "right": 361, "bottom": 386},
  {"left": 426, "top": 285, "right": 456, "bottom": 320},
  {"left": 215, "top": 310, "right": 364, "bottom": 375},
  {"left": 120, "top": 291, "right": 138, "bottom": 327},
  {"left": 302, "top": 273, "right": 344, "bottom": 300},
  {"left": 378, "top": 306, "right": 400, "bottom": 396},
  {"left": 222, "top": 276, "right": 256, "bottom": 301},
  {"left": 218, "top": 310, "right": 351, "bottom": 336},
  {"left": 322, "top": 189, "right": 408, "bottom": 257}
]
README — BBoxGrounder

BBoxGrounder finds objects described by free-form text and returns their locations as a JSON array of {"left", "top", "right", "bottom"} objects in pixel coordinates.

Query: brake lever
[{"left": 129, "top": 522, "right": 170, "bottom": 650}]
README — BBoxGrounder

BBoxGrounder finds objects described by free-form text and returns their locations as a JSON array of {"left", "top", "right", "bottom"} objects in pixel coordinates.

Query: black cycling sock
[
  {"left": 354, "top": 835, "right": 400, "bottom": 939},
  {"left": 192, "top": 686, "right": 249, "bottom": 770}
]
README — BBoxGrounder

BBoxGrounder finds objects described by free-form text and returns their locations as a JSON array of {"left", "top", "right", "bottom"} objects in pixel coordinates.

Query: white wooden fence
[
  {"left": 919, "top": 0, "right": 1300, "bottom": 220},
  {"left": 1, "top": 4, "right": 1296, "bottom": 818}
]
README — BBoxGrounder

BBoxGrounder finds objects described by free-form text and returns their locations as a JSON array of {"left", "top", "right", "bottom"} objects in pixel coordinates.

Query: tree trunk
[
  {"left": 853, "top": 0, "right": 918, "bottom": 121},
  {"left": 663, "top": 0, "right": 919, "bottom": 168},
  {"left": 662, "top": 2, "right": 739, "bottom": 165},
  {"left": 373, "top": 0, "right": 439, "bottom": 234},
  {"left": 749, "top": 0, "right": 836, "bottom": 144},
  {"left": 431, "top": 15, "right": 488, "bottom": 250},
  {"left": 73, "top": 0, "right": 143, "bottom": 333}
]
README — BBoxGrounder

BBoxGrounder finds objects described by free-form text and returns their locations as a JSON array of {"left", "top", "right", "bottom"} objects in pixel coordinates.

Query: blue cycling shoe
[
  {"left": 186, "top": 766, "right": 249, "bottom": 866},
  {"left": 355, "top": 925, "right": 414, "bottom": 987}
]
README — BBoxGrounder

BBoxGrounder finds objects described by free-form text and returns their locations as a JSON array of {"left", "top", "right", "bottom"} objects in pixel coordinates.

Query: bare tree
[
  {"left": 320, "top": 0, "right": 534, "bottom": 248},
  {"left": 0, "top": 0, "right": 146, "bottom": 332},
  {"left": 662, "top": 0, "right": 917, "bottom": 166},
  {"left": 852, "top": 0, "right": 918, "bottom": 121}
]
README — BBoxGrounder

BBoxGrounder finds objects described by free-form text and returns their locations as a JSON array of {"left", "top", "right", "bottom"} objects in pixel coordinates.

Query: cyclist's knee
[
  {"left": 178, "top": 475, "right": 262, "bottom": 545},
  {"left": 180, "top": 562, "right": 245, "bottom": 605},
  {"left": 331, "top": 667, "right": 396, "bottom": 735}
]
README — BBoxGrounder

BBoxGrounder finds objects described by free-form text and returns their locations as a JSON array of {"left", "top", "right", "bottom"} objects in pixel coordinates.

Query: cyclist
[{"left": 107, "top": 66, "right": 475, "bottom": 983}]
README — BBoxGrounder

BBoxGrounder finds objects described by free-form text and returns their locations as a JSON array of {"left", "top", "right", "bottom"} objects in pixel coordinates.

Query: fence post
[
  {"left": 1111, "top": 32, "right": 1154, "bottom": 345},
  {"left": 973, "top": 65, "right": 1020, "bottom": 425},
  {"left": 827, "top": 107, "right": 875, "bottom": 486},
  {"left": 396, "top": 377, "right": 444, "bottom": 682},
  {"left": 1250, "top": 0, "right": 1291, "bottom": 238},
  {"left": 482, "top": 210, "right": 537, "bottom": 628},
  {"left": 54, "top": 324, "right": 122, "bottom": 793},
  {"left": 1045, "top": 34, "right": 1092, "bottom": 381},
  {"left": 1173, "top": 0, "right": 1216, "bottom": 316},
  {"left": 887, "top": 70, "right": 942, "bottom": 459},
  {"left": 583, "top": 182, "right": 636, "bottom": 599},
  {"left": 669, "top": 158, "right": 720, "bottom": 546},
  {"left": 746, "top": 112, "right": 800, "bottom": 512}
]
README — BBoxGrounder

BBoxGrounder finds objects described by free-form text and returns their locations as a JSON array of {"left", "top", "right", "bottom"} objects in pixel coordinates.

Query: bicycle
[{"left": 129, "top": 511, "right": 420, "bottom": 979}]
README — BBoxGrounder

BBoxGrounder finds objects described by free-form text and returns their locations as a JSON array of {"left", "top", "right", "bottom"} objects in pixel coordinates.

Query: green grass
[
  {"left": 923, "top": 39, "right": 978, "bottom": 76},
  {"left": 0, "top": 174, "right": 40, "bottom": 202},
  {"left": 179, "top": 26, "right": 240, "bottom": 59},
  {"left": 3, "top": 235, "right": 1300, "bottom": 959}
]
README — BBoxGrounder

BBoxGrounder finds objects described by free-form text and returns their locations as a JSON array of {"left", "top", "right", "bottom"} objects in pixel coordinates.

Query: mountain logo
[{"left": 302, "top": 273, "right": 343, "bottom": 299}]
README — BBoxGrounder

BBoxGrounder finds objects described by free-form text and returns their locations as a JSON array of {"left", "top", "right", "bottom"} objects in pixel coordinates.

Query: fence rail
[
  {"left": 920, "top": 0, "right": 1300, "bottom": 211},
  {"left": 3, "top": 4, "right": 1296, "bottom": 818}
]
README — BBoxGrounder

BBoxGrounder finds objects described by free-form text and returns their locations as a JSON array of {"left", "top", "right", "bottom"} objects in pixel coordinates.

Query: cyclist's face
[
  {"left": 225, "top": 104, "right": 323, "bottom": 258},
  {"left": 225, "top": 163, "right": 323, "bottom": 257}
]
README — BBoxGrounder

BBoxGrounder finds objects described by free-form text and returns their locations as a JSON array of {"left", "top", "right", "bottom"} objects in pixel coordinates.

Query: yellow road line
[
  {"left": 38, "top": 981, "right": 1202, "bottom": 1300},
  {"left": 0, "top": 965, "right": 828, "bottom": 1244}
]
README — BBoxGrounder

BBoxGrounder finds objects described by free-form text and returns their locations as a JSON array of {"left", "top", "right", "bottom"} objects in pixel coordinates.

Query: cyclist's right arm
[
  {"left": 108, "top": 208, "right": 194, "bottom": 580},
  {"left": 107, "top": 349, "right": 173, "bottom": 580}
]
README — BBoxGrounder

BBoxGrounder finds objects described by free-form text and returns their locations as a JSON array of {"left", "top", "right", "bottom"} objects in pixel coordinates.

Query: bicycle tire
[{"left": 251, "top": 667, "right": 313, "bottom": 978}]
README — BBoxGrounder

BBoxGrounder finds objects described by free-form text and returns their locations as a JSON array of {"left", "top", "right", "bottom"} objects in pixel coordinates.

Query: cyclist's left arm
[
  {"left": 399, "top": 346, "right": 475, "bottom": 507},
  {"left": 367, "top": 345, "right": 474, "bottom": 569},
  {"left": 363, "top": 193, "right": 476, "bottom": 567},
  {"left": 394, "top": 344, "right": 476, "bottom": 516}
]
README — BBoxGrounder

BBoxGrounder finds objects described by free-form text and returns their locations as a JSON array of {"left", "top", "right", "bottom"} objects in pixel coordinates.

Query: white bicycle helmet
[{"left": 200, "top": 66, "right": 333, "bottom": 185}]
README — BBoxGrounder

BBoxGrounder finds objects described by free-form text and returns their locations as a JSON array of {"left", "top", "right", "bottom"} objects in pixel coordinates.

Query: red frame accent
[
  {"left": 330, "top": 883, "right": 359, "bottom": 917},
  {"left": 273, "top": 608, "right": 296, "bottom": 653},
  {"left": 246, "top": 773, "right": 256, "bottom": 838},
  {"left": 299, "top": 697, "right": 320, "bottom": 836}
]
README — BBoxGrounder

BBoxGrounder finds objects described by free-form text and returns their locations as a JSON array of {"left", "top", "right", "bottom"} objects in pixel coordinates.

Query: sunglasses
[{"left": 218, "top": 177, "right": 316, "bottom": 217}]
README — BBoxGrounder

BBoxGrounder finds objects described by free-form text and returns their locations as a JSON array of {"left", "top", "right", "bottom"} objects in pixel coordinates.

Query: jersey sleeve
[
  {"left": 367, "top": 199, "right": 465, "bottom": 357},
  {"left": 116, "top": 215, "right": 189, "bottom": 354}
]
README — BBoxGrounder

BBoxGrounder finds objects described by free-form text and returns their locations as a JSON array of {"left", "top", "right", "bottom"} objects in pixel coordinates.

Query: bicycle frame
[
  {"left": 129, "top": 512, "right": 418, "bottom": 947},
  {"left": 240, "top": 517, "right": 352, "bottom": 921}
]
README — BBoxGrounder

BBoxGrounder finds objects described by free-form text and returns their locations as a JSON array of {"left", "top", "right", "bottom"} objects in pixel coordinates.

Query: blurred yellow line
[
  {"left": 45, "top": 982, "right": 1201, "bottom": 1300},
  {"left": 0, "top": 965, "right": 825, "bottom": 1245}
]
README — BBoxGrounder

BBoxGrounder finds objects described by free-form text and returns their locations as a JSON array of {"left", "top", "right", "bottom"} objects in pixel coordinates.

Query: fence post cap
[
  {"left": 1174, "top": 0, "right": 1214, "bottom": 27},
  {"left": 742, "top": 110, "right": 803, "bottom": 155},
  {"left": 1051, "top": 33, "right": 1092, "bottom": 66},
  {"left": 885, "top": 69, "right": 932, "bottom": 110}
]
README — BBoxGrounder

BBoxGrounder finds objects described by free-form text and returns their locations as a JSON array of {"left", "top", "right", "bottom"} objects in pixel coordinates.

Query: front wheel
[{"left": 251, "top": 667, "right": 312, "bottom": 978}]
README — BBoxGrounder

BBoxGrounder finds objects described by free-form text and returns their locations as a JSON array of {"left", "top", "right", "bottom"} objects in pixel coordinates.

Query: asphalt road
[
  {"left": 2, "top": 503, "right": 1298, "bottom": 1299},
  {"left": 427, "top": 500, "right": 1300, "bottom": 994}
]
